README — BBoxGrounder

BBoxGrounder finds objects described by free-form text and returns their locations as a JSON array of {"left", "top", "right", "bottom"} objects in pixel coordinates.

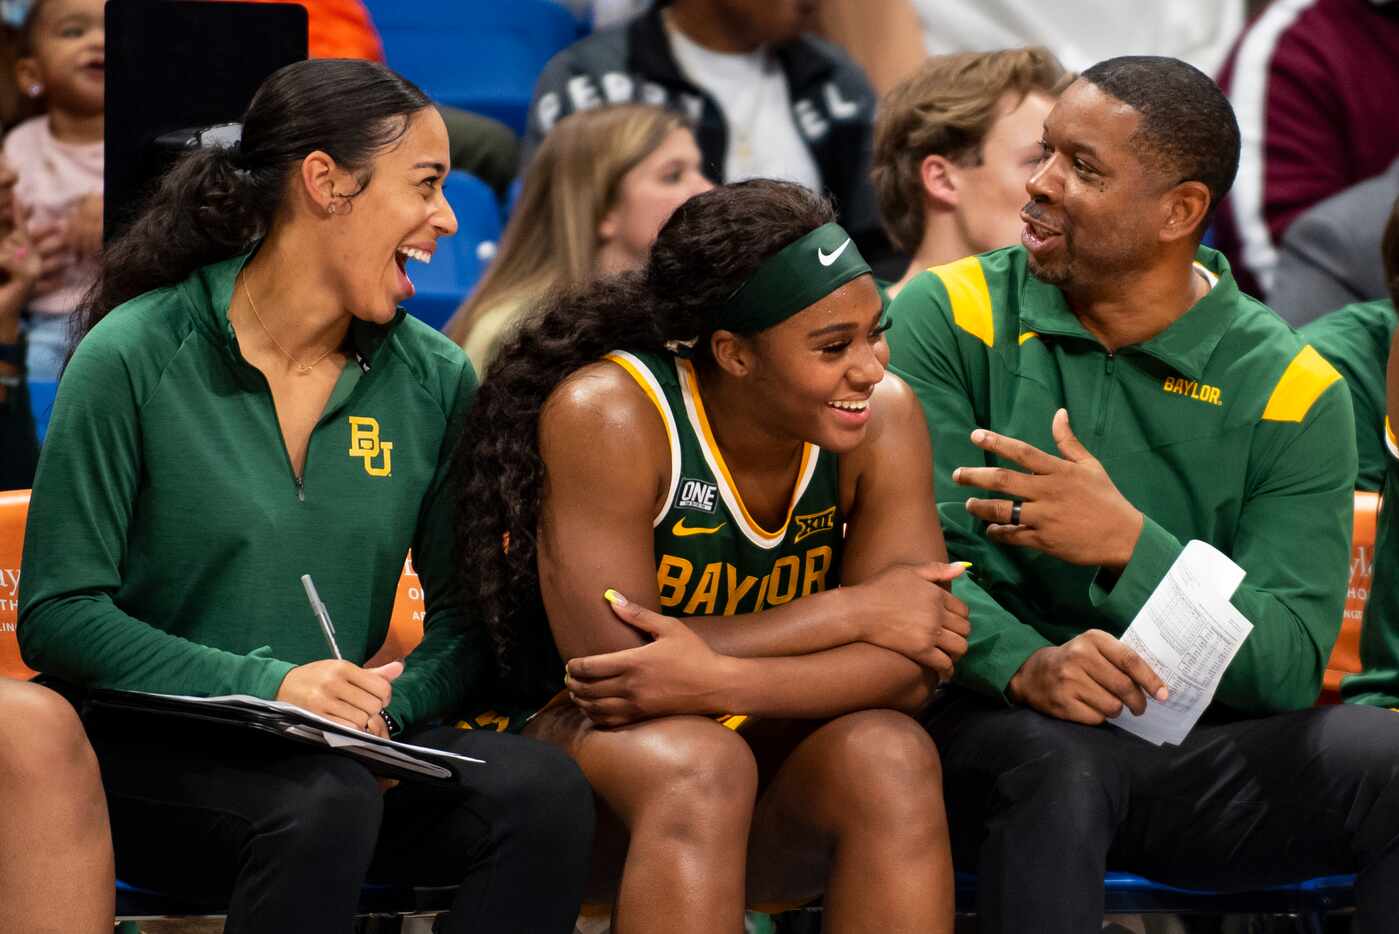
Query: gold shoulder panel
[
  {"left": 928, "top": 255, "right": 994, "bottom": 348},
  {"left": 1260, "top": 345, "right": 1342, "bottom": 423}
]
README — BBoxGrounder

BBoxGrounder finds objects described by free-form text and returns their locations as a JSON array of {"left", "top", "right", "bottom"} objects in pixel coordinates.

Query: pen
[{"left": 300, "top": 574, "right": 343, "bottom": 660}]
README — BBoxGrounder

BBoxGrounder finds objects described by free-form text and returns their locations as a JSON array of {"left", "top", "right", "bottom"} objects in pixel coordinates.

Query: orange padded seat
[
  {"left": 1, "top": 488, "right": 422, "bottom": 679},
  {"left": 366, "top": 552, "right": 426, "bottom": 667},
  {"left": 1319, "top": 491, "right": 1380, "bottom": 704},
  {"left": 0, "top": 490, "right": 35, "bottom": 680}
]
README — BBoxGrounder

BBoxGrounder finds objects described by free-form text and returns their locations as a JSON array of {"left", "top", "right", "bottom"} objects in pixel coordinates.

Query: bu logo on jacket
[{"left": 347, "top": 416, "right": 394, "bottom": 477}]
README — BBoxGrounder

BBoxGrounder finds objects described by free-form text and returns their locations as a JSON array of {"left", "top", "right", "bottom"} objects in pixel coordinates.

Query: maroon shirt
[{"left": 1215, "top": 0, "right": 1399, "bottom": 299}]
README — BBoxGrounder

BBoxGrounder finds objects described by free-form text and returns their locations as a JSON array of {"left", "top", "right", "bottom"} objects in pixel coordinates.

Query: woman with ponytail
[
  {"left": 458, "top": 179, "right": 967, "bottom": 932},
  {"left": 19, "top": 59, "right": 592, "bottom": 933}
]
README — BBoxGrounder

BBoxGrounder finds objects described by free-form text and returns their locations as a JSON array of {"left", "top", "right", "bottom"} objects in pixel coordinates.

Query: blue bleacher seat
[
  {"left": 27, "top": 379, "right": 57, "bottom": 444},
  {"left": 363, "top": 0, "right": 583, "bottom": 135},
  {"left": 947, "top": 871, "right": 1355, "bottom": 931},
  {"left": 401, "top": 170, "right": 501, "bottom": 332}
]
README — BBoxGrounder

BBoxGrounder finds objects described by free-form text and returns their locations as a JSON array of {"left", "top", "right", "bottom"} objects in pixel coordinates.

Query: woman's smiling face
[
  {"left": 325, "top": 107, "right": 458, "bottom": 324},
  {"left": 739, "top": 275, "right": 890, "bottom": 455}
]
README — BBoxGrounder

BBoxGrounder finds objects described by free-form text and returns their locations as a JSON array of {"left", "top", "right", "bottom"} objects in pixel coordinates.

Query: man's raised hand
[{"left": 953, "top": 409, "right": 1144, "bottom": 570}]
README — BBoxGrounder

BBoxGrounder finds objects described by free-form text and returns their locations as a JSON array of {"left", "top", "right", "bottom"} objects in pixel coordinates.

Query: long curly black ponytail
[
  {"left": 73, "top": 59, "right": 431, "bottom": 345},
  {"left": 456, "top": 179, "right": 835, "bottom": 700}
]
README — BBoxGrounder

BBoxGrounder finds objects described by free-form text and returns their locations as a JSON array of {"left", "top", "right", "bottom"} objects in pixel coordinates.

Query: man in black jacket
[{"left": 524, "top": 0, "right": 890, "bottom": 265}]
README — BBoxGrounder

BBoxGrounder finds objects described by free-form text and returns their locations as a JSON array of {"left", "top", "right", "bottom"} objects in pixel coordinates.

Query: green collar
[{"left": 1017, "top": 247, "right": 1239, "bottom": 381}]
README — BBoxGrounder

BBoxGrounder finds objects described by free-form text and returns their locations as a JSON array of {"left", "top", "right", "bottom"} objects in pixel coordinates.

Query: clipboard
[{"left": 83, "top": 689, "right": 484, "bottom": 785}]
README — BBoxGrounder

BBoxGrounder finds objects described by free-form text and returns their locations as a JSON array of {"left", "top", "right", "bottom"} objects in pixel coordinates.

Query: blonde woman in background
[{"left": 445, "top": 104, "right": 711, "bottom": 373}]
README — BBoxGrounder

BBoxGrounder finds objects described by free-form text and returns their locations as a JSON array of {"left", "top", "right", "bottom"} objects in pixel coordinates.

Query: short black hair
[{"left": 1080, "top": 56, "right": 1240, "bottom": 227}]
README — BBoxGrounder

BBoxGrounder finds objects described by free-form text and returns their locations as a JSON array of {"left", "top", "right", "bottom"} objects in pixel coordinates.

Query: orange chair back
[
  {"left": 1319, "top": 491, "right": 1380, "bottom": 703},
  {"left": 366, "top": 552, "right": 426, "bottom": 667},
  {"left": 0, "top": 490, "right": 35, "bottom": 680},
  {"left": 0, "top": 489, "right": 425, "bottom": 678}
]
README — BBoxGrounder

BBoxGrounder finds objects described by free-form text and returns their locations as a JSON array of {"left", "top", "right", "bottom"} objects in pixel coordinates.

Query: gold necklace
[{"left": 240, "top": 270, "right": 337, "bottom": 375}]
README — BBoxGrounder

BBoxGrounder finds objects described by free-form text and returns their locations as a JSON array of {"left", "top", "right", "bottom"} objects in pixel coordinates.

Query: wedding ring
[{"left": 1010, "top": 499, "right": 1023, "bottom": 525}]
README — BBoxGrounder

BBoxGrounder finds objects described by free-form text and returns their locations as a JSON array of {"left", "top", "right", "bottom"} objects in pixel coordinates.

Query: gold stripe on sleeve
[
  {"left": 929, "top": 256, "right": 995, "bottom": 347},
  {"left": 1260, "top": 345, "right": 1342, "bottom": 423}
]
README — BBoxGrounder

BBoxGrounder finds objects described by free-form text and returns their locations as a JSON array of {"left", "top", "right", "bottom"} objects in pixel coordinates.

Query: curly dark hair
[
  {"left": 71, "top": 59, "right": 431, "bottom": 351},
  {"left": 455, "top": 179, "right": 834, "bottom": 700}
]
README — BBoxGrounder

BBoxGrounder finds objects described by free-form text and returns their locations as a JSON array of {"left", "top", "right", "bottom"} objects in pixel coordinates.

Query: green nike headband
[{"left": 712, "top": 222, "right": 874, "bottom": 333}]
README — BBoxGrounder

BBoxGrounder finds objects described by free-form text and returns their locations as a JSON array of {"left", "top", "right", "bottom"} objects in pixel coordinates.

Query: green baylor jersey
[{"left": 606, "top": 350, "right": 844, "bottom": 616}]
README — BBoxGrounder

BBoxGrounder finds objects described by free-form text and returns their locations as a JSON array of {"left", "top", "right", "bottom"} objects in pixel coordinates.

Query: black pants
[
  {"left": 925, "top": 690, "right": 1399, "bottom": 934},
  {"left": 84, "top": 711, "right": 593, "bottom": 933}
]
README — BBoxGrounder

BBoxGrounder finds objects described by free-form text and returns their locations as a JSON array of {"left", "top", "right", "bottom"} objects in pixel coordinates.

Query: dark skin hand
[
  {"left": 565, "top": 565, "right": 971, "bottom": 728},
  {"left": 953, "top": 407, "right": 1143, "bottom": 570},
  {"left": 1008, "top": 629, "right": 1168, "bottom": 724},
  {"left": 952, "top": 407, "right": 1167, "bottom": 723}
]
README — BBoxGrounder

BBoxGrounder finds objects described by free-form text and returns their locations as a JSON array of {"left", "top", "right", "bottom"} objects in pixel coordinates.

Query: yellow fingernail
[
  {"left": 603, "top": 589, "right": 625, "bottom": 606},
  {"left": 954, "top": 561, "right": 973, "bottom": 569}
]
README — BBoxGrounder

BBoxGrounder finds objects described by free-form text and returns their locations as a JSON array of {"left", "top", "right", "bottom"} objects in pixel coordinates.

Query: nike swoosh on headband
[{"left": 817, "top": 238, "right": 852, "bottom": 266}]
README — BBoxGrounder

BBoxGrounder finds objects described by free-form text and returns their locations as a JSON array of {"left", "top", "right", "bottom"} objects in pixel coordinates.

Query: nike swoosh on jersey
[
  {"left": 672, "top": 517, "right": 727, "bottom": 537},
  {"left": 817, "top": 238, "right": 852, "bottom": 266}
]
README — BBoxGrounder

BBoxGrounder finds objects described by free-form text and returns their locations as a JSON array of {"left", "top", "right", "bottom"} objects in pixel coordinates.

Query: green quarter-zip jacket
[
  {"left": 19, "top": 254, "right": 481, "bottom": 730},
  {"left": 1299, "top": 298, "right": 1397, "bottom": 492},
  {"left": 1342, "top": 418, "right": 1399, "bottom": 705},
  {"left": 889, "top": 245, "right": 1355, "bottom": 715}
]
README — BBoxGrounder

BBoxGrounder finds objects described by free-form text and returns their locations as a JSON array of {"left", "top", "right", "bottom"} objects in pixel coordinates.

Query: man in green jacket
[
  {"left": 1300, "top": 296, "right": 1396, "bottom": 492},
  {"left": 1341, "top": 199, "right": 1399, "bottom": 706},
  {"left": 1298, "top": 193, "right": 1399, "bottom": 493},
  {"left": 890, "top": 56, "right": 1399, "bottom": 933}
]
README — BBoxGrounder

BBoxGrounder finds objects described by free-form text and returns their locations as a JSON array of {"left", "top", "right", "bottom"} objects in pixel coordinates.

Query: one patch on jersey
[
  {"left": 794, "top": 506, "right": 837, "bottom": 543},
  {"left": 675, "top": 477, "right": 719, "bottom": 513}
]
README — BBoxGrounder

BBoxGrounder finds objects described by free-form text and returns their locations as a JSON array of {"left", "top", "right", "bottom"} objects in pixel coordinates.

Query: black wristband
[
  {"left": 0, "top": 340, "right": 22, "bottom": 366},
  {"left": 380, "top": 709, "right": 403, "bottom": 738}
]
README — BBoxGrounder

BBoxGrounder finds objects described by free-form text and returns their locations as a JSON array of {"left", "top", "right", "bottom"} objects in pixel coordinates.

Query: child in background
[{"left": 4, "top": 0, "right": 103, "bottom": 379}]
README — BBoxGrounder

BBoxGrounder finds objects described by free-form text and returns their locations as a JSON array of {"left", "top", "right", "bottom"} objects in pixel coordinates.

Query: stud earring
[{"left": 25, "top": 84, "right": 41, "bottom": 98}]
